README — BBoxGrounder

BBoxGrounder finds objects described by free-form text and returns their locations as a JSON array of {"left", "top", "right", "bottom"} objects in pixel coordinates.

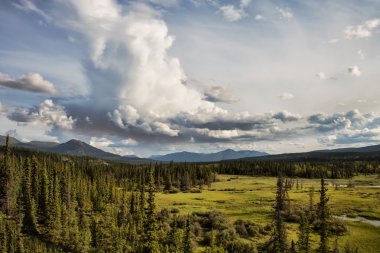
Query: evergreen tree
[
  {"left": 297, "top": 215, "right": 311, "bottom": 253},
  {"left": 272, "top": 173, "right": 288, "bottom": 253},
  {"left": 142, "top": 168, "right": 159, "bottom": 253},
  {"left": 317, "top": 177, "right": 330, "bottom": 253},
  {"left": 38, "top": 161, "right": 49, "bottom": 225},
  {"left": 0, "top": 135, "right": 13, "bottom": 215},
  {"left": 21, "top": 158, "right": 38, "bottom": 235}
]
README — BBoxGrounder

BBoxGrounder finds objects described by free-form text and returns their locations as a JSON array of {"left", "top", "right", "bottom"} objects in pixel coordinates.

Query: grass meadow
[{"left": 157, "top": 174, "right": 380, "bottom": 252}]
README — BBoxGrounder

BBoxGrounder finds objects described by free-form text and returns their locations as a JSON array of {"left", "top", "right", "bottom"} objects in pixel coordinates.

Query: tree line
[{"left": 0, "top": 136, "right": 368, "bottom": 252}]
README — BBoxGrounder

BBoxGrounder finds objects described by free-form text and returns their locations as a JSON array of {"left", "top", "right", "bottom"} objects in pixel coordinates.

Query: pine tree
[
  {"left": 21, "top": 158, "right": 38, "bottom": 235},
  {"left": 297, "top": 215, "right": 311, "bottom": 253},
  {"left": 0, "top": 135, "right": 13, "bottom": 215},
  {"left": 318, "top": 177, "right": 330, "bottom": 253},
  {"left": 38, "top": 161, "right": 49, "bottom": 225},
  {"left": 272, "top": 173, "right": 288, "bottom": 253},
  {"left": 142, "top": 168, "right": 160, "bottom": 253}
]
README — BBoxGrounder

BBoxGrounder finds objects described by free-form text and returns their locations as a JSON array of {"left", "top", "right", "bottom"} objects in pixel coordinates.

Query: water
[{"left": 335, "top": 215, "right": 380, "bottom": 227}]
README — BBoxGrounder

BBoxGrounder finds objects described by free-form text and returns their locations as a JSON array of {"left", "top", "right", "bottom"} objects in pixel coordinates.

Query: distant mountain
[
  {"left": 241, "top": 144, "right": 380, "bottom": 161},
  {"left": 150, "top": 149, "right": 269, "bottom": 162},
  {"left": 0, "top": 136, "right": 148, "bottom": 163}
]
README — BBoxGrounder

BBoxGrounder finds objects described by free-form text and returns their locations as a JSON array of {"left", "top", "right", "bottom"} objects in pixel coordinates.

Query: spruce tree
[
  {"left": 0, "top": 135, "right": 13, "bottom": 215},
  {"left": 21, "top": 158, "right": 38, "bottom": 235},
  {"left": 142, "top": 168, "right": 159, "bottom": 253},
  {"left": 272, "top": 173, "right": 288, "bottom": 253},
  {"left": 318, "top": 177, "right": 330, "bottom": 253},
  {"left": 297, "top": 215, "right": 311, "bottom": 253}
]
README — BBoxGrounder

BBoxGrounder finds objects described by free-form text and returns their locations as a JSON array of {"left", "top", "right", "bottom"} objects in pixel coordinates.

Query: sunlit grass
[{"left": 157, "top": 174, "right": 380, "bottom": 252}]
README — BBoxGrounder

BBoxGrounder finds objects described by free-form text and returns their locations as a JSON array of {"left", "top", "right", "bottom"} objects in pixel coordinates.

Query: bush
[
  {"left": 225, "top": 240, "right": 257, "bottom": 253},
  {"left": 189, "top": 188, "right": 202, "bottom": 193}
]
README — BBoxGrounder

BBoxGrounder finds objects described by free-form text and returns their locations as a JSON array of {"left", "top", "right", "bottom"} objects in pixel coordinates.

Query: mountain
[
  {"left": 150, "top": 149, "right": 269, "bottom": 162},
  {"left": 241, "top": 144, "right": 380, "bottom": 161},
  {"left": 0, "top": 136, "right": 148, "bottom": 163}
]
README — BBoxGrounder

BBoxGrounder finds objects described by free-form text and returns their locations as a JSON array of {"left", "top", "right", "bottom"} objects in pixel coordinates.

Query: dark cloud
[{"left": 307, "top": 109, "right": 371, "bottom": 132}]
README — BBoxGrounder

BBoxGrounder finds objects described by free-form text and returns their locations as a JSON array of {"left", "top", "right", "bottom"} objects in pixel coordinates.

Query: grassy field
[{"left": 156, "top": 174, "right": 380, "bottom": 252}]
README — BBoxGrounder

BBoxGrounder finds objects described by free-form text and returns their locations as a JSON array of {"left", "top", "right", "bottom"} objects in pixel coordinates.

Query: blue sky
[{"left": 0, "top": 0, "right": 380, "bottom": 157}]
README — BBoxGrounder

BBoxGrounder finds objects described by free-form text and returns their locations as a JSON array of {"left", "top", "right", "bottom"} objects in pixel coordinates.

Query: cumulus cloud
[
  {"left": 0, "top": 73, "right": 58, "bottom": 95},
  {"left": 89, "top": 136, "right": 137, "bottom": 155},
  {"left": 277, "top": 7, "right": 293, "bottom": 19},
  {"left": 278, "top": 92, "right": 295, "bottom": 100},
  {"left": 344, "top": 19, "right": 380, "bottom": 39},
  {"left": 273, "top": 111, "right": 301, "bottom": 122},
  {"left": 219, "top": 5, "right": 246, "bottom": 22},
  {"left": 8, "top": 99, "right": 75, "bottom": 130},
  {"left": 308, "top": 110, "right": 380, "bottom": 145},
  {"left": 347, "top": 65, "right": 362, "bottom": 76},
  {"left": 203, "top": 84, "right": 237, "bottom": 103},
  {"left": 218, "top": 0, "right": 251, "bottom": 22}
]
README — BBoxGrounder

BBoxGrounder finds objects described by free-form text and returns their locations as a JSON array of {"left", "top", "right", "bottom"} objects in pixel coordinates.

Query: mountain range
[
  {"left": 150, "top": 149, "right": 268, "bottom": 162},
  {"left": 1, "top": 135, "right": 380, "bottom": 162},
  {"left": 0, "top": 136, "right": 147, "bottom": 163}
]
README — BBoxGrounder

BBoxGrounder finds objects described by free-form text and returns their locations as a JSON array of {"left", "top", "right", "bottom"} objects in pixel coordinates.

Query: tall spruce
[
  {"left": 0, "top": 135, "right": 13, "bottom": 215},
  {"left": 272, "top": 173, "right": 288, "bottom": 253},
  {"left": 21, "top": 158, "right": 39, "bottom": 235},
  {"left": 297, "top": 214, "right": 311, "bottom": 253},
  {"left": 142, "top": 167, "right": 159, "bottom": 253},
  {"left": 317, "top": 177, "right": 330, "bottom": 253}
]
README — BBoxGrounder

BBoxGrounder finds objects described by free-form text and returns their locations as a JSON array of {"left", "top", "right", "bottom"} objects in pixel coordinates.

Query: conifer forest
[{"left": 1, "top": 136, "right": 379, "bottom": 252}]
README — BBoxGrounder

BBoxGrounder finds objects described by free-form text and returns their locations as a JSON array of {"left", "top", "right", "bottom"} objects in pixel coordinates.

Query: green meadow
[{"left": 157, "top": 174, "right": 380, "bottom": 252}]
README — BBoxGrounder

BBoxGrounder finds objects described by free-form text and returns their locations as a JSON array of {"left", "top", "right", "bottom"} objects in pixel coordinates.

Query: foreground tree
[
  {"left": 317, "top": 177, "right": 330, "bottom": 253},
  {"left": 267, "top": 173, "right": 288, "bottom": 253},
  {"left": 297, "top": 214, "right": 311, "bottom": 253},
  {"left": 142, "top": 167, "right": 160, "bottom": 253}
]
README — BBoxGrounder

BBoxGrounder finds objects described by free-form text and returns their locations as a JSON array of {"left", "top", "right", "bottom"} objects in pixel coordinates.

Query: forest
[{"left": 1, "top": 136, "right": 379, "bottom": 252}]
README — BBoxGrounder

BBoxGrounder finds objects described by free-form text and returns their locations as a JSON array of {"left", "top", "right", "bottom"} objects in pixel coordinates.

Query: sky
[{"left": 0, "top": 0, "right": 380, "bottom": 157}]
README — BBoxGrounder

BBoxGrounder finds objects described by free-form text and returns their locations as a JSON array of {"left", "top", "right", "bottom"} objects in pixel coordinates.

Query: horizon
[{"left": 1, "top": 0, "right": 380, "bottom": 157}]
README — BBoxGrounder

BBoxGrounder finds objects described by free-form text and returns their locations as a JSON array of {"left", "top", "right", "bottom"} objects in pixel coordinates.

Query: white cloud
[
  {"left": 0, "top": 72, "right": 58, "bottom": 95},
  {"left": 347, "top": 65, "right": 362, "bottom": 76},
  {"left": 277, "top": 7, "right": 293, "bottom": 19},
  {"left": 219, "top": 5, "right": 246, "bottom": 22},
  {"left": 152, "top": 122, "right": 179, "bottom": 136},
  {"left": 89, "top": 136, "right": 137, "bottom": 156},
  {"left": 8, "top": 99, "right": 75, "bottom": 130},
  {"left": 121, "top": 138, "right": 138, "bottom": 146},
  {"left": 316, "top": 72, "right": 326, "bottom": 79},
  {"left": 89, "top": 137, "right": 113, "bottom": 149},
  {"left": 240, "top": 0, "right": 251, "bottom": 8},
  {"left": 13, "top": 0, "right": 51, "bottom": 22},
  {"left": 85, "top": 116, "right": 92, "bottom": 124},
  {"left": 344, "top": 19, "right": 380, "bottom": 39},
  {"left": 196, "top": 129, "right": 240, "bottom": 139},
  {"left": 218, "top": 0, "right": 251, "bottom": 22},
  {"left": 278, "top": 92, "right": 295, "bottom": 100},
  {"left": 255, "top": 14, "right": 264, "bottom": 21}
]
